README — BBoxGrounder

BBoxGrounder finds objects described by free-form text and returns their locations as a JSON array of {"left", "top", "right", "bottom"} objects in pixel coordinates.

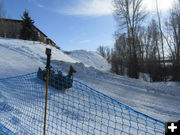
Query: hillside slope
[
  {"left": 0, "top": 37, "right": 179, "bottom": 121},
  {"left": 69, "top": 50, "right": 111, "bottom": 72},
  {"left": 0, "top": 38, "right": 77, "bottom": 78}
]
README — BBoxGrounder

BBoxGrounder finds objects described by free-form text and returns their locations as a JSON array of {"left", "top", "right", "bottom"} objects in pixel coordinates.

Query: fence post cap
[{"left": 46, "top": 48, "right": 51, "bottom": 55}]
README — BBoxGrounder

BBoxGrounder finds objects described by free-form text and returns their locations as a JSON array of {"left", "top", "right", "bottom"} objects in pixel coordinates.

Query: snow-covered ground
[
  {"left": 0, "top": 38, "right": 179, "bottom": 132},
  {"left": 69, "top": 50, "right": 111, "bottom": 72},
  {"left": 0, "top": 38, "right": 77, "bottom": 78},
  {"left": 52, "top": 61, "right": 180, "bottom": 121}
]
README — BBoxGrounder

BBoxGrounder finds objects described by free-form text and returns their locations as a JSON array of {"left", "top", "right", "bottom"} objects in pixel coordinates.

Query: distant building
[{"left": 0, "top": 18, "right": 58, "bottom": 48}]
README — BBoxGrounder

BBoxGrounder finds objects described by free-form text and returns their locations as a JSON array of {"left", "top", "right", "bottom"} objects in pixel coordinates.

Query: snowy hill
[
  {"left": 0, "top": 37, "right": 179, "bottom": 122},
  {"left": 0, "top": 38, "right": 77, "bottom": 78},
  {"left": 0, "top": 38, "right": 110, "bottom": 77},
  {"left": 69, "top": 50, "right": 111, "bottom": 72}
]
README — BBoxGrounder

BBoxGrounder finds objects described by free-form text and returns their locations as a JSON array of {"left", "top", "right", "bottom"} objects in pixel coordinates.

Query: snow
[
  {"left": 64, "top": 62, "right": 180, "bottom": 121},
  {"left": 0, "top": 72, "right": 165, "bottom": 135},
  {"left": 0, "top": 38, "right": 77, "bottom": 78},
  {"left": 69, "top": 50, "right": 111, "bottom": 72},
  {"left": 0, "top": 37, "right": 179, "bottom": 134}
]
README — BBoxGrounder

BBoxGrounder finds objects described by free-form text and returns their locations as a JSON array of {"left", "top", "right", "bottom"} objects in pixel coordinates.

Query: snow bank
[
  {"left": 0, "top": 38, "right": 77, "bottom": 78},
  {"left": 0, "top": 38, "right": 110, "bottom": 77},
  {"left": 69, "top": 50, "right": 111, "bottom": 72}
]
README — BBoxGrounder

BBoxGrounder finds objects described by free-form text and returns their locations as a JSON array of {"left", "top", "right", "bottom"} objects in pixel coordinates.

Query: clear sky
[{"left": 2, "top": 0, "right": 174, "bottom": 51}]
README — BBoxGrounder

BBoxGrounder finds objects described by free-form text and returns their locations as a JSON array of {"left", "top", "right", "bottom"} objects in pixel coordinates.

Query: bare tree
[
  {"left": 105, "top": 47, "right": 111, "bottom": 63},
  {"left": 145, "top": 19, "right": 165, "bottom": 81},
  {"left": 113, "top": 33, "right": 128, "bottom": 75},
  {"left": 97, "top": 45, "right": 106, "bottom": 58},
  {"left": 97, "top": 45, "right": 112, "bottom": 63},
  {"left": 113, "top": 0, "right": 147, "bottom": 78},
  {"left": 155, "top": 0, "right": 167, "bottom": 81},
  {"left": 164, "top": 0, "right": 180, "bottom": 81}
]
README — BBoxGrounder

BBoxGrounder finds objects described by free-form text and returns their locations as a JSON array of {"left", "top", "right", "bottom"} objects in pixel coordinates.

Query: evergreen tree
[{"left": 20, "top": 11, "right": 38, "bottom": 41}]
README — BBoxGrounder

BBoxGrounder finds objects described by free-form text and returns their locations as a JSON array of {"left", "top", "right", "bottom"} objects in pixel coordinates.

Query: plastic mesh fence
[{"left": 0, "top": 71, "right": 165, "bottom": 135}]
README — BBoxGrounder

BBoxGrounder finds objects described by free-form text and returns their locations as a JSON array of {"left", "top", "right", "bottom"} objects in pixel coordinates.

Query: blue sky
[
  {"left": 3, "top": 0, "right": 174, "bottom": 51},
  {"left": 3, "top": 0, "right": 116, "bottom": 51}
]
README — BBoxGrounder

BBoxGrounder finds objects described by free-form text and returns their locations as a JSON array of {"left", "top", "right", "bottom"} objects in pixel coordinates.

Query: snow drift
[{"left": 69, "top": 50, "right": 111, "bottom": 72}]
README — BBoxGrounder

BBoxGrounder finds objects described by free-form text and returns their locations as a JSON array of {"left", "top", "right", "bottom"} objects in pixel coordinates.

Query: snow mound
[
  {"left": 0, "top": 38, "right": 77, "bottom": 78},
  {"left": 69, "top": 50, "right": 111, "bottom": 72}
]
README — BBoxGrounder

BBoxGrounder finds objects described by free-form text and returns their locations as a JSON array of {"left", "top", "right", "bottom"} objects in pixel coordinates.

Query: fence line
[{"left": 0, "top": 71, "right": 165, "bottom": 134}]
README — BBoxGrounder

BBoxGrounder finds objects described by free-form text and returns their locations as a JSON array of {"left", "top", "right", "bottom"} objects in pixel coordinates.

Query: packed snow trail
[
  {"left": 77, "top": 76, "right": 180, "bottom": 121},
  {"left": 0, "top": 71, "right": 165, "bottom": 135},
  {"left": 52, "top": 61, "right": 180, "bottom": 121}
]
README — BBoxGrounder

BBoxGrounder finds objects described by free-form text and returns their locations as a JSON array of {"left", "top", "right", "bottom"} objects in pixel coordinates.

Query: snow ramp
[{"left": 0, "top": 72, "right": 165, "bottom": 135}]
